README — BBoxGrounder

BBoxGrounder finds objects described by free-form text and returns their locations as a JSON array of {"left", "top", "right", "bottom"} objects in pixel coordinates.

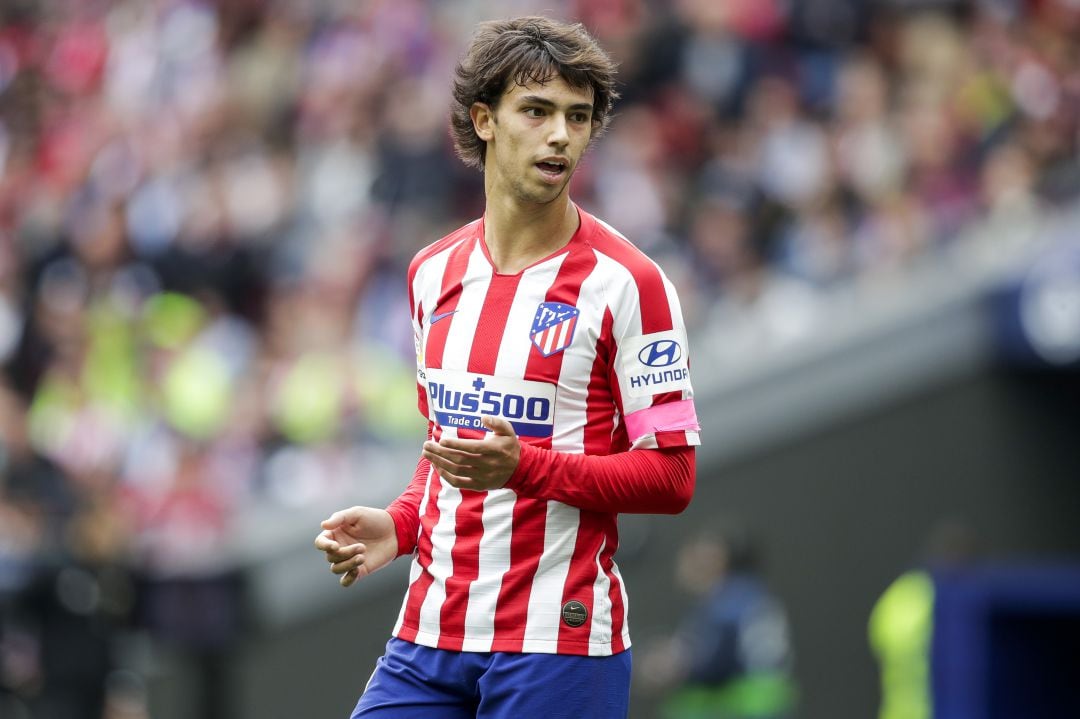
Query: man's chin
[{"left": 521, "top": 180, "right": 570, "bottom": 206}]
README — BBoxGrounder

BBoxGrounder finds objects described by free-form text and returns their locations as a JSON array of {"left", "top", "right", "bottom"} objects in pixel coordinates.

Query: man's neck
[{"left": 483, "top": 192, "right": 579, "bottom": 275}]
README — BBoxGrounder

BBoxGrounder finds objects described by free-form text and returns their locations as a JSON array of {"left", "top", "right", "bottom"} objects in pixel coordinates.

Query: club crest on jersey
[{"left": 530, "top": 302, "right": 579, "bottom": 357}]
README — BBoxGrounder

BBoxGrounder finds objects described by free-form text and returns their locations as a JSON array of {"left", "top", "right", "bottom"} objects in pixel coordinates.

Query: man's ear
[{"left": 471, "top": 102, "right": 495, "bottom": 142}]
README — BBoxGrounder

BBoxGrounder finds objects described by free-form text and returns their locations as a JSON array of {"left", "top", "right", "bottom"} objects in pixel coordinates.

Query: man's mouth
[{"left": 535, "top": 159, "right": 569, "bottom": 181}]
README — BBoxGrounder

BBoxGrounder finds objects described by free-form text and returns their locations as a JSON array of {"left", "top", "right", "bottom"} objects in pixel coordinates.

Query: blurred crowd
[{"left": 0, "top": 0, "right": 1078, "bottom": 715}]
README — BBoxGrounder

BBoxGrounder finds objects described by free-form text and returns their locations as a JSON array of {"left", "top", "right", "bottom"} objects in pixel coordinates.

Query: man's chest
[
  {"left": 415, "top": 269, "right": 612, "bottom": 436},
  {"left": 417, "top": 271, "right": 608, "bottom": 376}
]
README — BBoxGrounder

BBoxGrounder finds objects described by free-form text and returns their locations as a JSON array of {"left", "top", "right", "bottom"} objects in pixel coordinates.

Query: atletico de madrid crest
[{"left": 530, "top": 302, "right": 579, "bottom": 357}]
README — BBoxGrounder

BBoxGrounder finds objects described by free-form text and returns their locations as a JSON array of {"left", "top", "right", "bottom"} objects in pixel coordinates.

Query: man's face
[{"left": 476, "top": 75, "right": 595, "bottom": 206}]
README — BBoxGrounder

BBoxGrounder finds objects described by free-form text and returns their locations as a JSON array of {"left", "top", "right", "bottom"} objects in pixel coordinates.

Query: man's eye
[
  {"left": 570, "top": 113, "right": 589, "bottom": 123},
  {"left": 524, "top": 107, "right": 544, "bottom": 117}
]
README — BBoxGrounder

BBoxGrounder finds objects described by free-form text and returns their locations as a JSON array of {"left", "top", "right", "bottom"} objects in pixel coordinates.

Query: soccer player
[{"left": 314, "top": 16, "right": 700, "bottom": 718}]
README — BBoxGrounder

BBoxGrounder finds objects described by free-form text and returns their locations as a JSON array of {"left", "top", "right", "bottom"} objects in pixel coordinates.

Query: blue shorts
[{"left": 351, "top": 638, "right": 632, "bottom": 719}]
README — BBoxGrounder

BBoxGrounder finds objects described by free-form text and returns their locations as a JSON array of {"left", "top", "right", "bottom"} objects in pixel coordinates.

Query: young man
[{"left": 315, "top": 16, "right": 700, "bottom": 718}]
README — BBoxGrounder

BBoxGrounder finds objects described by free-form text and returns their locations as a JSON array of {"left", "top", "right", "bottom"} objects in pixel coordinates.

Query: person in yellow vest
[
  {"left": 868, "top": 519, "right": 979, "bottom": 719},
  {"left": 869, "top": 569, "right": 935, "bottom": 719}
]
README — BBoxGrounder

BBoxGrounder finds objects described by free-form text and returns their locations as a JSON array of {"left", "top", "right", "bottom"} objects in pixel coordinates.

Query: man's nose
[{"left": 547, "top": 115, "right": 569, "bottom": 146}]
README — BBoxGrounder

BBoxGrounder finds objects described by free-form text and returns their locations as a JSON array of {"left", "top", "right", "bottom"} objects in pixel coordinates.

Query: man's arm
[
  {"left": 385, "top": 452, "right": 432, "bottom": 557},
  {"left": 507, "top": 442, "right": 694, "bottom": 514},
  {"left": 422, "top": 416, "right": 695, "bottom": 514}
]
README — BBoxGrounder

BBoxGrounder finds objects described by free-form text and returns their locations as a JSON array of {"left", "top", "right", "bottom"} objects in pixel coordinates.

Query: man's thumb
[
  {"left": 321, "top": 510, "right": 349, "bottom": 529},
  {"left": 483, "top": 416, "right": 516, "bottom": 437}
]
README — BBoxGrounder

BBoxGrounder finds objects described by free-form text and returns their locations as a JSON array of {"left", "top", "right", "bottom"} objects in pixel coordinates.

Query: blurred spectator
[
  {"left": 1, "top": 374, "right": 138, "bottom": 719},
  {"left": 642, "top": 523, "right": 796, "bottom": 719}
]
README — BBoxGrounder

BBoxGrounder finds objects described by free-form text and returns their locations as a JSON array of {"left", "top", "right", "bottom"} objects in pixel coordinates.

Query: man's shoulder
[
  {"left": 581, "top": 210, "right": 667, "bottom": 281},
  {"left": 408, "top": 219, "right": 480, "bottom": 275}
]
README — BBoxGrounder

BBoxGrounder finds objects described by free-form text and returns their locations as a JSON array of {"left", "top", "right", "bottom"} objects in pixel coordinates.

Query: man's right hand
[{"left": 314, "top": 507, "right": 397, "bottom": 587}]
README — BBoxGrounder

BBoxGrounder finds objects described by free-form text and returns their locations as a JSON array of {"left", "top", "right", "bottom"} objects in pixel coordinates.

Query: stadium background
[{"left": 1, "top": 0, "right": 1079, "bottom": 718}]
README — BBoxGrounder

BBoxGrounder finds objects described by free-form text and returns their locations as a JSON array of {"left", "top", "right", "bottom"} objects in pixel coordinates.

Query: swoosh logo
[{"left": 430, "top": 310, "right": 457, "bottom": 325}]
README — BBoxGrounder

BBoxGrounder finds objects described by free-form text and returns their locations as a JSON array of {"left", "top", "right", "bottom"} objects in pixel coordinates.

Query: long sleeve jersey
[{"left": 387, "top": 207, "right": 700, "bottom": 656}]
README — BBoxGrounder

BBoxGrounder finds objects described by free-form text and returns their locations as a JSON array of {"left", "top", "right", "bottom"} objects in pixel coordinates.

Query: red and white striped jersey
[{"left": 392, "top": 207, "right": 700, "bottom": 656}]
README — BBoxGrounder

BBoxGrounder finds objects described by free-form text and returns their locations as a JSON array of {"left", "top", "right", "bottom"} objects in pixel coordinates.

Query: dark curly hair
[{"left": 450, "top": 16, "right": 619, "bottom": 170}]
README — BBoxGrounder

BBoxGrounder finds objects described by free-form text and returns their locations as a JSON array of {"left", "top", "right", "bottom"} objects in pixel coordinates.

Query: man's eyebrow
[{"left": 518, "top": 95, "right": 594, "bottom": 112}]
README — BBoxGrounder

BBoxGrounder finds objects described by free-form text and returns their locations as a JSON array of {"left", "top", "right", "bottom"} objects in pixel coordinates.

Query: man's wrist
[
  {"left": 384, "top": 504, "right": 417, "bottom": 558},
  {"left": 503, "top": 441, "right": 538, "bottom": 493}
]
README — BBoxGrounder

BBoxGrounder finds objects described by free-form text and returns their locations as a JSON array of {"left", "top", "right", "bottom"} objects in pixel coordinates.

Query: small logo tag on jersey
[
  {"left": 531, "top": 302, "right": 579, "bottom": 357},
  {"left": 414, "top": 327, "right": 425, "bottom": 382},
  {"left": 430, "top": 309, "right": 457, "bottom": 324},
  {"left": 561, "top": 600, "right": 589, "bottom": 628}
]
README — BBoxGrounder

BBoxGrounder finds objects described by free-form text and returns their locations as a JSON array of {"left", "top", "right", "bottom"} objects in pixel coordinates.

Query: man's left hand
[{"left": 422, "top": 416, "right": 521, "bottom": 491}]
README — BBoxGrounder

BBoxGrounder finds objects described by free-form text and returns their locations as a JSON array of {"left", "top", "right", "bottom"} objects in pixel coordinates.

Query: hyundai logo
[{"left": 639, "top": 340, "right": 682, "bottom": 367}]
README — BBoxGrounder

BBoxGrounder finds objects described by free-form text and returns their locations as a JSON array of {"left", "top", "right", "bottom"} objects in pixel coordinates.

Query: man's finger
[
  {"left": 321, "top": 510, "right": 347, "bottom": 530},
  {"left": 429, "top": 437, "right": 486, "bottom": 454},
  {"left": 425, "top": 441, "right": 483, "bottom": 463},
  {"left": 483, "top": 416, "right": 516, "bottom": 437},
  {"left": 331, "top": 554, "right": 364, "bottom": 574},
  {"left": 424, "top": 448, "right": 475, "bottom": 475},
  {"left": 434, "top": 464, "right": 472, "bottom": 487},
  {"left": 432, "top": 462, "right": 467, "bottom": 482},
  {"left": 314, "top": 533, "right": 338, "bottom": 552},
  {"left": 324, "top": 543, "right": 363, "bottom": 564}
]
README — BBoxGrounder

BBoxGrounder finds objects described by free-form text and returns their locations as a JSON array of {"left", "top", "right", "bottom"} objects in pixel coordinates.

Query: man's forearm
[
  {"left": 504, "top": 444, "right": 695, "bottom": 514},
  {"left": 385, "top": 426, "right": 434, "bottom": 557}
]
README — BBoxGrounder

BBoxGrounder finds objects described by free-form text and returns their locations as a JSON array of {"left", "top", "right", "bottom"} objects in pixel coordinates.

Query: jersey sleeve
[
  {"left": 410, "top": 260, "right": 429, "bottom": 420},
  {"left": 609, "top": 260, "right": 701, "bottom": 450},
  {"left": 413, "top": 313, "right": 428, "bottom": 419},
  {"left": 385, "top": 423, "right": 434, "bottom": 557},
  {"left": 506, "top": 443, "right": 695, "bottom": 514}
]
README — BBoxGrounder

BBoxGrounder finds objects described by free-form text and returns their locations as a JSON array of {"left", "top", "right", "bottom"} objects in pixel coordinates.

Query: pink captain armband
[{"left": 624, "top": 399, "right": 700, "bottom": 444}]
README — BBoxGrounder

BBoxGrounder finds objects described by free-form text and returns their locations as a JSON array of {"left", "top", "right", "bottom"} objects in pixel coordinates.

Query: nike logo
[{"left": 430, "top": 309, "right": 457, "bottom": 324}]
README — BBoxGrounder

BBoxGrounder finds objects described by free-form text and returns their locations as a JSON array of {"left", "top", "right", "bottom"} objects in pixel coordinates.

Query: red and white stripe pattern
[
  {"left": 393, "top": 208, "right": 699, "bottom": 656},
  {"left": 534, "top": 316, "right": 575, "bottom": 355}
]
